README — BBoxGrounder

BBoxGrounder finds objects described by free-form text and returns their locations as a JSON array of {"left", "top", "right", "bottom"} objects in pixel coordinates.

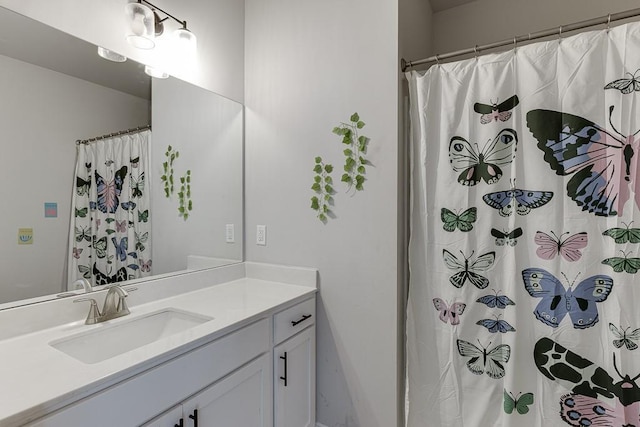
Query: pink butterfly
[
  {"left": 72, "top": 247, "right": 83, "bottom": 259},
  {"left": 116, "top": 220, "right": 127, "bottom": 233},
  {"left": 560, "top": 393, "right": 640, "bottom": 426},
  {"left": 432, "top": 298, "right": 466, "bottom": 325},
  {"left": 534, "top": 231, "right": 588, "bottom": 262},
  {"left": 527, "top": 107, "right": 640, "bottom": 217},
  {"left": 139, "top": 258, "right": 152, "bottom": 272}
]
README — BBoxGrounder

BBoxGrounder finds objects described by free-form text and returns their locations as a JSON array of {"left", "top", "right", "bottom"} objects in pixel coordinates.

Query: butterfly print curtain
[
  {"left": 67, "top": 130, "right": 152, "bottom": 289},
  {"left": 406, "top": 23, "right": 640, "bottom": 427}
]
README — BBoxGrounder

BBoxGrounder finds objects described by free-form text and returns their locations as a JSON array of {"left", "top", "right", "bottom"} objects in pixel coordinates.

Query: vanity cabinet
[
  {"left": 24, "top": 297, "right": 316, "bottom": 427},
  {"left": 273, "top": 298, "right": 316, "bottom": 427},
  {"left": 27, "top": 319, "right": 270, "bottom": 427},
  {"left": 143, "top": 354, "right": 271, "bottom": 427}
]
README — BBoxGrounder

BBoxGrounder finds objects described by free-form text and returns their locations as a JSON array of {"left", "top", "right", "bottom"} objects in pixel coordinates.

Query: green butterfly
[
  {"left": 93, "top": 236, "right": 108, "bottom": 259},
  {"left": 503, "top": 390, "right": 534, "bottom": 415},
  {"left": 603, "top": 222, "right": 640, "bottom": 244},
  {"left": 77, "top": 264, "right": 91, "bottom": 279},
  {"left": 138, "top": 209, "right": 149, "bottom": 223},
  {"left": 75, "top": 207, "right": 88, "bottom": 218},
  {"left": 441, "top": 207, "right": 477, "bottom": 232},
  {"left": 602, "top": 251, "right": 640, "bottom": 274}
]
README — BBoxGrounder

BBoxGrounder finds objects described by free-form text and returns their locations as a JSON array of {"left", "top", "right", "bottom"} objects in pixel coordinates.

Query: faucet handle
[{"left": 74, "top": 298, "right": 101, "bottom": 325}]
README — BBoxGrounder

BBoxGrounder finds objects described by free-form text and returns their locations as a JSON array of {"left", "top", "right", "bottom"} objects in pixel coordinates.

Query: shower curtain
[
  {"left": 67, "top": 130, "right": 152, "bottom": 288},
  {"left": 406, "top": 23, "right": 640, "bottom": 427}
]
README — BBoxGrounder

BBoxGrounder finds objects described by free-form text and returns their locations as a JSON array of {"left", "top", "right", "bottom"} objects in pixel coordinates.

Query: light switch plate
[{"left": 225, "top": 224, "right": 235, "bottom": 243}]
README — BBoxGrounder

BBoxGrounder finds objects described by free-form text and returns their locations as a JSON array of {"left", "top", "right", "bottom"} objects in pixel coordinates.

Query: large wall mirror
[{"left": 0, "top": 6, "right": 243, "bottom": 309}]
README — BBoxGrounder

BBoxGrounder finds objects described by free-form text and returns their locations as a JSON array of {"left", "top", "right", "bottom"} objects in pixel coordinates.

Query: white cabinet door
[
  {"left": 182, "top": 354, "right": 272, "bottom": 427},
  {"left": 274, "top": 327, "right": 315, "bottom": 427},
  {"left": 142, "top": 406, "right": 183, "bottom": 427}
]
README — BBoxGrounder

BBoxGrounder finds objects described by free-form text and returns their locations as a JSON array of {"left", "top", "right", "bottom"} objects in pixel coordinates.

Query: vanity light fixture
[
  {"left": 97, "top": 46, "right": 127, "bottom": 63},
  {"left": 125, "top": 0, "right": 197, "bottom": 52}
]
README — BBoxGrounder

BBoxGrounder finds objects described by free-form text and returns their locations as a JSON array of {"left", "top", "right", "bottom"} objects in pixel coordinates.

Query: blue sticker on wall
[{"left": 44, "top": 202, "right": 57, "bottom": 218}]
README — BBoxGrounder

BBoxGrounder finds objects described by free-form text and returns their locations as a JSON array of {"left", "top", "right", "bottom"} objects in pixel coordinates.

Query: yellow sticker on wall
[{"left": 18, "top": 228, "right": 33, "bottom": 245}]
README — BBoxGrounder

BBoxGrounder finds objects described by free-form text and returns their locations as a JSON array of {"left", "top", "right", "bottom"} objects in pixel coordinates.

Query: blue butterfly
[
  {"left": 522, "top": 268, "right": 613, "bottom": 329},
  {"left": 476, "top": 290, "right": 515, "bottom": 309},
  {"left": 111, "top": 236, "right": 129, "bottom": 262},
  {"left": 121, "top": 201, "right": 137, "bottom": 211},
  {"left": 95, "top": 166, "right": 128, "bottom": 214},
  {"left": 476, "top": 316, "right": 516, "bottom": 333},
  {"left": 483, "top": 187, "right": 553, "bottom": 216}
]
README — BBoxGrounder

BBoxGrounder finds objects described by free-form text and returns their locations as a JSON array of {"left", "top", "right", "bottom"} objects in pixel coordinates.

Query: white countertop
[{"left": 0, "top": 263, "right": 316, "bottom": 427}]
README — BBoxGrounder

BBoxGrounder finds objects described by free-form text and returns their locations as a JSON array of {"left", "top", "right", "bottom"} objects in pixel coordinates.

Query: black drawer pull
[
  {"left": 280, "top": 352, "right": 288, "bottom": 386},
  {"left": 189, "top": 409, "right": 198, "bottom": 427},
  {"left": 175, "top": 419, "right": 183, "bottom": 427},
  {"left": 291, "top": 314, "right": 312, "bottom": 326}
]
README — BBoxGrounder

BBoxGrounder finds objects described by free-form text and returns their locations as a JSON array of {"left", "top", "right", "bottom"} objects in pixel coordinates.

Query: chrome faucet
[
  {"left": 72, "top": 278, "right": 93, "bottom": 293},
  {"left": 74, "top": 285, "right": 135, "bottom": 324}
]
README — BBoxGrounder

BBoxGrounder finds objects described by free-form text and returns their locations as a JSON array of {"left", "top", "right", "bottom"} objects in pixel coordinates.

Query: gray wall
[
  {"left": 432, "top": 0, "right": 640, "bottom": 55},
  {"left": 151, "top": 77, "right": 243, "bottom": 273}
]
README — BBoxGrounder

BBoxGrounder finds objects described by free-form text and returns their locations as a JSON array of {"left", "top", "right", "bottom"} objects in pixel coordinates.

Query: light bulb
[
  {"left": 145, "top": 65, "right": 169, "bottom": 79},
  {"left": 174, "top": 28, "right": 197, "bottom": 54},
  {"left": 125, "top": 2, "right": 155, "bottom": 49},
  {"left": 97, "top": 47, "right": 127, "bottom": 63},
  {"left": 131, "top": 13, "right": 146, "bottom": 36}
]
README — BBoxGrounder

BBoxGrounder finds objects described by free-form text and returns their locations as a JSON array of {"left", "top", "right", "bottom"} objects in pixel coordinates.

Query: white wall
[
  {"left": 245, "top": 0, "right": 401, "bottom": 426},
  {"left": 0, "top": 54, "right": 149, "bottom": 303},
  {"left": 433, "top": 0, "right": 640, "bottom": 55},
  {"left": 151, "top": 77, "right": 243, "bottom": 274},
  {"left": 0, "top": 0, "right": 245, "bottom": 102}
]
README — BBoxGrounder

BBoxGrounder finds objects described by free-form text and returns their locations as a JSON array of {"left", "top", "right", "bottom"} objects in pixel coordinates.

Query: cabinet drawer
[{"left": 273, "top": 298, "right": 315, "bottom": 344}]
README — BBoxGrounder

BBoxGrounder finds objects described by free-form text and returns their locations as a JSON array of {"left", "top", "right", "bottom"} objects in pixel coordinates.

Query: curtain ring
[
  {"left": 435, "top": 54, "right": 440, "bottom": 65},
  {"left": 558, "top": 25, "right": 563, "bottom": 40},
  {"left": 513, "top": 36, "right": 517, "bottom": 49},
  {"left": 474, "top": 45, "right": 479, "bottom": 59},
  {"left": 607, "top": 14, "right": 611, "bottom": 32}
]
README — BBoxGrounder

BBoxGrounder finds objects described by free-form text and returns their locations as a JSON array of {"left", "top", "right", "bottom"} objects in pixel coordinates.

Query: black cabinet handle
[
  {"left": 291, "top": 314, "right": 312, "bottom": 326},
  {"left": 174, "top": 419, "right": 183, "bottom": 427},
  {"left": 189, "top": 409, "right": 198, "bottom": 427},
  {"left": 280, "top": 352, "right": 288, "bottom": 386}
]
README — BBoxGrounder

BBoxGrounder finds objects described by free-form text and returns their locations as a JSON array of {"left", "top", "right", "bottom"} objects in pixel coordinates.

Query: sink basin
[{"left": 50, "top": 308, "right": 213, "bottom": 364}]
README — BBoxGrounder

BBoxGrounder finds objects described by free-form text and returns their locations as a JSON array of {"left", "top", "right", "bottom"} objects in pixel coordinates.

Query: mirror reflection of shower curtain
[{"left": 67, "top": 130, "right": 152, "bottom": 289}]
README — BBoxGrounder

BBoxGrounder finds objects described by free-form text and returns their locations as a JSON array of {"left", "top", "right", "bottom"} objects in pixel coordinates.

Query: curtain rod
[
  {"left": 76, "top": 125, "right": 151, "bottom": 145},
  {"left": 401, "top": 7, "right": 640, "bottom": 71}
]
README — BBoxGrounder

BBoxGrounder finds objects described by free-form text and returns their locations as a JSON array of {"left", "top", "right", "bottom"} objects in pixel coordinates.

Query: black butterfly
[
  {"left": 448, "top": 129, "right": 518, "bottom": 186},
  {"left": 93, "top": 263, "right": 128, "bottom": 286},
  {"left": 604, "top": 69, "right": 640, "bottom": 94},
  {"left": 474, "top": 95, "right": 520, "bottom": 124},
  {"left": 491, "top": 227, "right": 523, "bottom": 246}
]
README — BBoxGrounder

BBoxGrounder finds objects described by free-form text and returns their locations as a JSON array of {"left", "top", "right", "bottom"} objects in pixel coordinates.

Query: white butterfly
[
  {"left": 457, "top": 339, "right": 511, "bottom": 379},
  {"left": 609, "top": 323, "right": 640, "bottom": 351},
  {"left": 442, "top": 249, "right": 495, "bottom": 289}
]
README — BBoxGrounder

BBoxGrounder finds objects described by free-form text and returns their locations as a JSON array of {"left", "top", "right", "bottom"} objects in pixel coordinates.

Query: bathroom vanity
[{"left": 0, "top": 262, "right": 316, "bottom": 427}]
